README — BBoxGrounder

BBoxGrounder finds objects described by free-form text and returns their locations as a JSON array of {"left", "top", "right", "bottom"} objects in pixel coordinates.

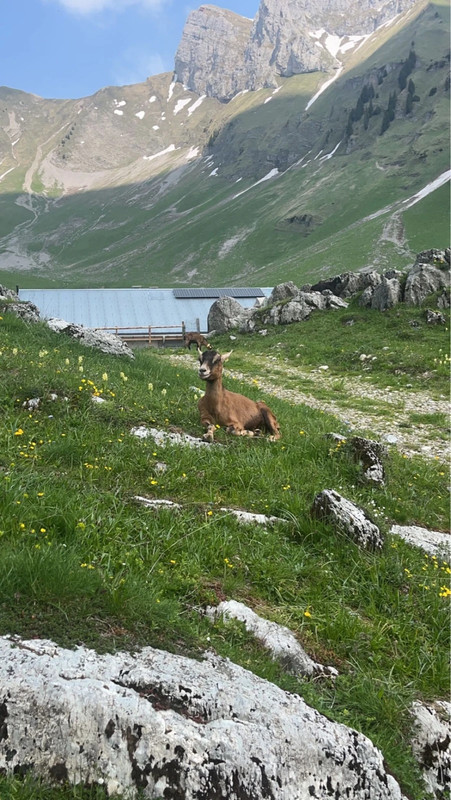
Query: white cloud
[{"left": 49, "top": 0, "right": 164, "bottom": 14}]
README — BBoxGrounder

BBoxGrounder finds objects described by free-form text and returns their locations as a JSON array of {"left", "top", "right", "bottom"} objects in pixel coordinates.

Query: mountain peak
[{"left": 175, "top": 0, "right": 420, "bottom": 100}]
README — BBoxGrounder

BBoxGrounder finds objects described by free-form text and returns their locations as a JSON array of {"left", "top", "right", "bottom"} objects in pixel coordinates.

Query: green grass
[{"left": 0, "top": 306, "right": 449, "bottom": 799}]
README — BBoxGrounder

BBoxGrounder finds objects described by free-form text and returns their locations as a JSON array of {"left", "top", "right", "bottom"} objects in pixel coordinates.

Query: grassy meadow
[{"left": 0, "top": 301, "right": 449, "bottom": 800}]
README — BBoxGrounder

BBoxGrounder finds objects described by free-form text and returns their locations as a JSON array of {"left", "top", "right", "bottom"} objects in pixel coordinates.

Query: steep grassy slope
[
  {"left": 0, "top": 301, "right": 449, "bottom": 799},
  {"left": 0, "top": 1, "right": 448, "bottom": 288}
]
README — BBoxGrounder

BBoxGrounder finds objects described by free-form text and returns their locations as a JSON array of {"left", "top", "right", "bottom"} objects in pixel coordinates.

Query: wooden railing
[{"left": 94, "top": 323, "right": 196, "bottom": 345}]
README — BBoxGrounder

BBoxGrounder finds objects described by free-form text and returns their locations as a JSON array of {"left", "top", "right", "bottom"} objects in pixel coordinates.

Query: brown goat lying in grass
[
  {"left": 197, "top": 348, "right": 281, "bottom": 442},
  {"left": 184, "top": 331, "right": 211, "bottom": 350}
]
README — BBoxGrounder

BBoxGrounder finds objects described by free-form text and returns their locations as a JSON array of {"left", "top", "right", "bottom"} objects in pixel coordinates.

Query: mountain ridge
[{"left": 0, "top": 0, "right": 448, "bottom": 288}]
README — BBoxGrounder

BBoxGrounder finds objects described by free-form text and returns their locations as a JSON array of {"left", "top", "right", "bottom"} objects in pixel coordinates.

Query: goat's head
[{"left": 197, "top": 348, "right": 232, "bottom": 381}]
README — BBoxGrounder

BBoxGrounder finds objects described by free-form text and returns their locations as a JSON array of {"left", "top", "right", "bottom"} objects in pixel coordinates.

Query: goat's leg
[{"left": 202, "top": 422, "right": 216, "bottom": 442}]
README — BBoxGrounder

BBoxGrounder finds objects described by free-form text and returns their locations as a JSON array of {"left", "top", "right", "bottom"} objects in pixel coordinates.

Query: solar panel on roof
[{"left": 173, "top": 288, "right": 264, "bottom": 299}]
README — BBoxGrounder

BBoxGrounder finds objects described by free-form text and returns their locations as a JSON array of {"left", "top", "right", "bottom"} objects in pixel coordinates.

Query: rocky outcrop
[
  {"left": 174, "top": 6, "right": 252, "bottom": 102},
  {"left": 47, "top": 318, "right": 134, "bottom": 359},
  {"left": 311, "top": 489, "right": 383, "bottom": 550},
  {"left": 175, "top": 0, "right": 419, "bottom": 99},
  {"left": 0, "top": 285, "right": 41, "bottom": 322},
  {"left": 0, "top": 286, "right": 134, "bottom": 358},
  {"left": 0, "top": 635, "right": 404, "bottom": 799},
  {"left": 404, "top": 263, "right": 450, "bottom": 306},
  {"left": 208, "top": 252, "right": 450, "bottom": 333}
]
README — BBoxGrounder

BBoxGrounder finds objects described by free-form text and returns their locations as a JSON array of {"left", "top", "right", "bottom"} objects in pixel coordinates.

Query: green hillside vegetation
[
  {"left": 0, "top": 2, "right": 448, "bottom": 290},
  {"left": 0, "top": 298, "right": 449, "bottom": 799}
]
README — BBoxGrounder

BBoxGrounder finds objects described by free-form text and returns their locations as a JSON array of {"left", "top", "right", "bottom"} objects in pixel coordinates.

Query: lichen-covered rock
[
  {"left": 46, "top": 318, "right": 134, "bottom": 358},
  {"left": 425, "top": 309, "right": 446, "bottom": 325},
  {"left": 0, "top": 636, "right": 403, "bottom": 799},
  {"left": 350, "top": 436, "right": 387, "bottom": 486},
  {"left": 411, "top": 700, "right": 451, "bottom": 799},
  {"left": 205, "top": 600, "right": 338, "bottom": 678},
  {"left": 311, "top": 489, "right": 383, "bottom": 550}
]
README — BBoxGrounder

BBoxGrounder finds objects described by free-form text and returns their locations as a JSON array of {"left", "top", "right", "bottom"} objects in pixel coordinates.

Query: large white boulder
[{"left": 0, "top": 636, "right": 403, "bottom": 799}]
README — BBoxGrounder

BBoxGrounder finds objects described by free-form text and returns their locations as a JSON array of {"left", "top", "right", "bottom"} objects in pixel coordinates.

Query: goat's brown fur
[
  {"left": 197, "top": 348, "right": 281, "bottom": 442},
  {"left": 184, "top": 331, "right": 211, "bottom": 350}
]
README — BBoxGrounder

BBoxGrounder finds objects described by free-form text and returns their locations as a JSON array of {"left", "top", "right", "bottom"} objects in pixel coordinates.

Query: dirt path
[{"left": 170, "top": 353, "right": 450, "bottom": 462}]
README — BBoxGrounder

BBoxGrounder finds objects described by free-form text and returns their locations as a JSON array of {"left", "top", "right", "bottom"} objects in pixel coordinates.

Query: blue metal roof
[{"left": 19, "top": 288, "right": 273, "bottom": 333}]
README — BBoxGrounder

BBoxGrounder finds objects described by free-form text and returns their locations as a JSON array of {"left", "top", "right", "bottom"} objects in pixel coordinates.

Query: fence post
[
  {"left": 196, "top": 317, "right": 200, "bottom": 333},
  {"left": 149, "top": 326, "right": 152, "bottom": 346}
]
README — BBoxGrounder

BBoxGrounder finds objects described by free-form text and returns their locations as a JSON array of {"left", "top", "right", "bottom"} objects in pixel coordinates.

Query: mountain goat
[{"left": 197, "top": 348, "right": 281, "bottom": 442}]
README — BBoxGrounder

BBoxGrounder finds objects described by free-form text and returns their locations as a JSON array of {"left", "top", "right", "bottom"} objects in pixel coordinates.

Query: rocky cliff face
[
  {"left": 174, "top": 5, "right": 252, "bottom": 102},
  {"left": 175, "top": 0, "right": 420, "bottom": 99}
]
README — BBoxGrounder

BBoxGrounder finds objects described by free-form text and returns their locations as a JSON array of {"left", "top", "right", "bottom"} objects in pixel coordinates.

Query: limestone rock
[
  {"left": 0, "top": 284, "right": 20, "bottom": 300},
  {"left": 404, "top": 264, "right": 450, "bottom": 306},
  {"left": 205, "top": 600, "right": 338, "bottom": 678},
  {"left": 131, "top": 425, "right": 212, "bottom": 448},
  {"left": 350, "top": 436, "right": 387, "bottom": 486},
  {"left": 389, "top": 524, "right": 451, "bottom": 558},
  {"left": 46, "top": 318, "right": 134, "bottom": 359},
  {"left": 207, "top": 296, "right": 251, "bottom": 333},
  {"left": 370, "top": 277, "right": 402, "bottom": 311},
  {"left": 312, "top": 489, "right": 383, "bottom": 550},
  {"left": 267, "top": 281, "right": 300, "bottom": 304},
  {"left": 411, "top": 700, "right": 451, "bottom": 800},
  {"left": 0, "top": 635, "right": 403, "bottom": 799},
  {"left": 174, "top": 5, "right": 252, "bottom": 101},
  {"left": 174, "top": 0, "right": 419, "bottom": 99},
  {"left": 425, "top": 309, "right": 446, "bottom": 325}
]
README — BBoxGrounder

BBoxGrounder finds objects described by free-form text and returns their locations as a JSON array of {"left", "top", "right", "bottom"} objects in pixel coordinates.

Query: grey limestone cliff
[
  {"left": 174, "top": 5, "right": 252, "bottom": 101},
  {"left": 175, "top": 0, "right": 419, "bottom": 99}
]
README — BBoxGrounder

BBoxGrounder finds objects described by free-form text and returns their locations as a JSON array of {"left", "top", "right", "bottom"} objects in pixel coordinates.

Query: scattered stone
[
  {"left": 219, "top": 508, "right": 287, "bottom": 526},
  {"left": 0, "top": 636, "right": 403, "bottom": 800},
  {"left": 425, "top": 309, "right": 446, "bottom": 325},
  {"left": 91, "top": 395, "right": 106, "bottom": 404},
  {"left": 326, "top": 432, "right": 348, "bottom": 444},
  {"left": 204, "top": 600, "right": 338, "bottom": 678},
  {"left": 349, "top": 436, "right": 387, "bottom": 486},
  {"left": 382, "top": 433, "right": 398, "bottom": 444},
  {"left": 22, "top": 397, "right": 41, "bottom": 411},
  {"left": 311, "top": 490, "right": 383, "bottom": 550},
  {"left": 154, "top": 461, "right": 168, "bottom": 473},
  {"left": 390, "top": 524, "right": 451, "bottom": 558},
  {"left": 411, "top": 700, "right": 451, "bottom": 799},
  {"left": 135, "top": 496, "right": 182, "bottom": 510},
  {"left": 131, "top": 425, "right": 212, "bottom": 448}
]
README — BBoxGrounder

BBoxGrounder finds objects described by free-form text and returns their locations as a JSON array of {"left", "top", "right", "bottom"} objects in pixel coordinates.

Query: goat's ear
[{"left": 221, "top": 350, "right": 233, "bottom": 363}]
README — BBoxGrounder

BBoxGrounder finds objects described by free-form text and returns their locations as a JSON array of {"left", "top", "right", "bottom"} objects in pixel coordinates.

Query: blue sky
[{"left": 2, "top": 0, "right": 259, "bottom": 100}]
